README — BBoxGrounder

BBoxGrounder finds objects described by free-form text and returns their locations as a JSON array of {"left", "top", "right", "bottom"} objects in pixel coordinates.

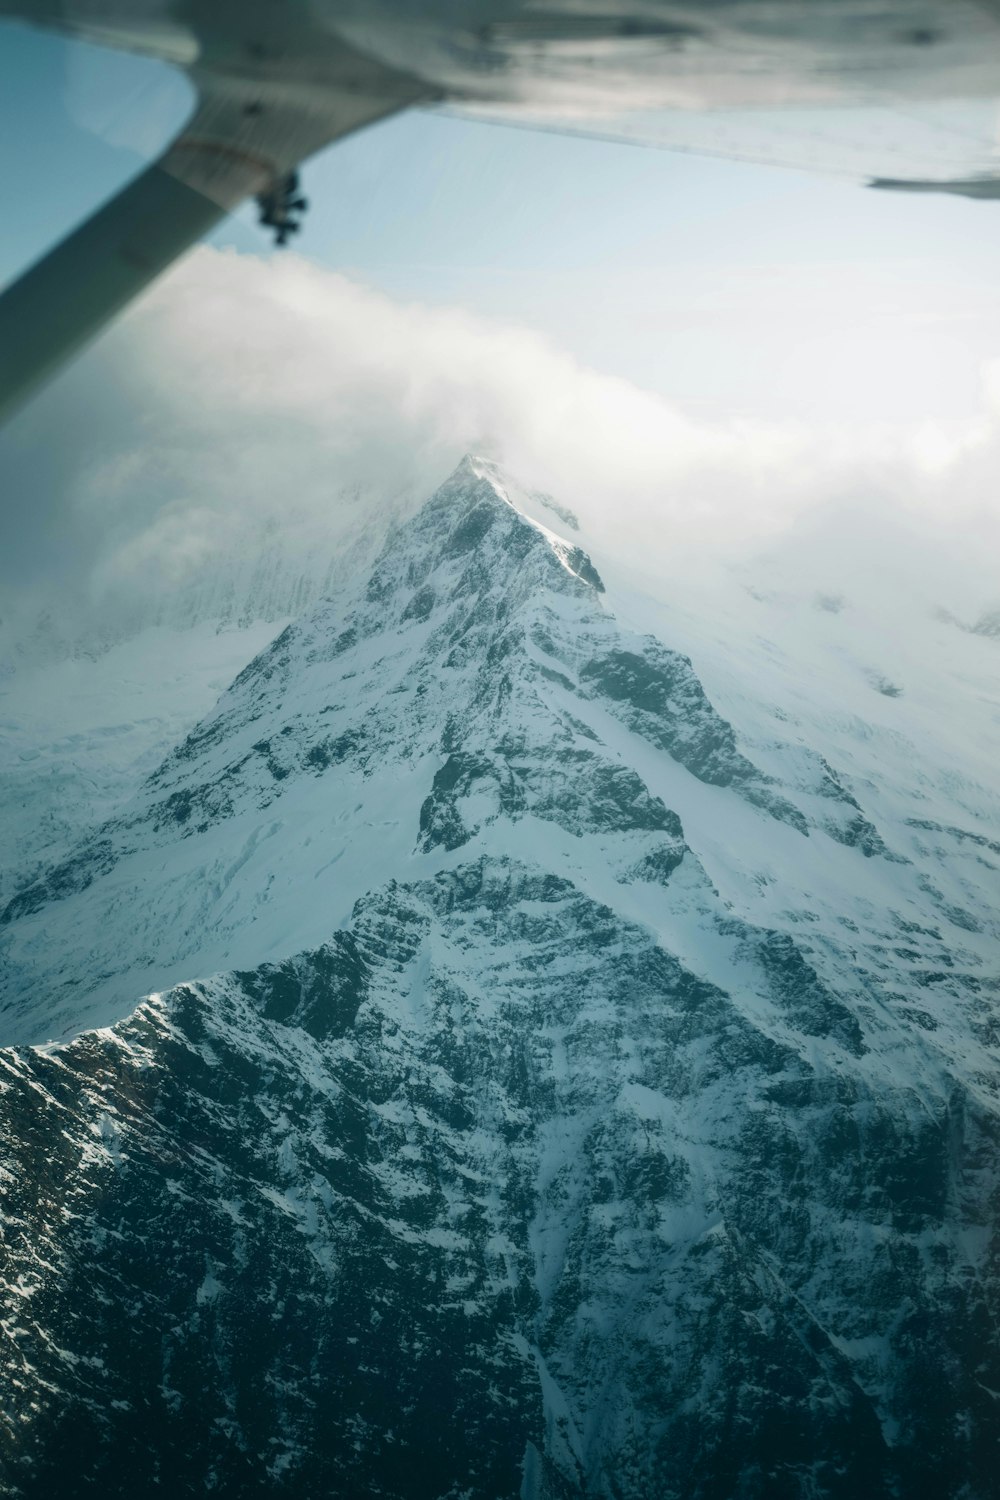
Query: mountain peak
[
  {"left": 386, "top": 454, "right": 605, "bottom": 599},
  {"left": 447, "top": 451, "right": 509, "bottom": 491},
  {"left": 1, "top": 459, "right": 936, "bottom": 1048}
]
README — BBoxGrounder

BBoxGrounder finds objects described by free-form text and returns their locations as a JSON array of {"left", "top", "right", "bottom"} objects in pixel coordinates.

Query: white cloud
[{"left": 3, "top": 243, "right": 999, "bottom": 645}]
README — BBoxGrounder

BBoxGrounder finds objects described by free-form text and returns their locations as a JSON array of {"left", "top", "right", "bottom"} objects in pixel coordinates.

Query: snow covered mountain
[{"left": 1, "top": 458, "right": 998, "bottom": 1498}]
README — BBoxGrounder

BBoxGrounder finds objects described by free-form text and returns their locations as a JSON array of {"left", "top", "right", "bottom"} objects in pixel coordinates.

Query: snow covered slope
[
  {"left": 0, "top": 479, "right": 405, "bottom": 904},
  {"left": 0, "top": 622, "right": 283, "bottom": 906},
  {"left": 0, "top": 458, "right": 998, "bottom": 1498}
]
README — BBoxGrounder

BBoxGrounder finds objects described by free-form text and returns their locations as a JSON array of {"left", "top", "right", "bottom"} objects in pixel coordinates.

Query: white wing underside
[{"left": 450, "top": 94, "right": 1000, "bottom": 190}]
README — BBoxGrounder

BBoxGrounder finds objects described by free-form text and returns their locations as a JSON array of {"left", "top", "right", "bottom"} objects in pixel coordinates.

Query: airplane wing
[
  {"left": 447, "top": 91, "right": 1000, "bottom": 198},
  {"left": 0, "top": 53, "right": 427, "bottom": 423},
  {"left": 435, "top": 2, "right": 1000, "bottom": 200},
  {"left": 4, "top": 0, "right": 1000, "bottom": 423}
]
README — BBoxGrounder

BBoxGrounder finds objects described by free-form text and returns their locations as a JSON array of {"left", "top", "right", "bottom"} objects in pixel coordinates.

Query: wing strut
[
  {"left": 0, "top": 61, "right": 424, "bottom": 423},
  {"left": 0, "top": 148, "right": 232, "bottom": 425}
]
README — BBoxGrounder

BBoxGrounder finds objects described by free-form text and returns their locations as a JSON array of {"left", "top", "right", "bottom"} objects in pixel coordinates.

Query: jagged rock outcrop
[{"left": 1, "top": 855, "right": 998, "bottom": 1498}]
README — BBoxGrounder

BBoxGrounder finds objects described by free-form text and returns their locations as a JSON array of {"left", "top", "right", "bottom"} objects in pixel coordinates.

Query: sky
[{"left": 1, "top": 20, "right": 1000, "bottom": 639}]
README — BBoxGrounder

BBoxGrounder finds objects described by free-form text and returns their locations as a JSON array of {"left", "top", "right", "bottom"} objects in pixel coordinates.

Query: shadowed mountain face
[{"left": 1, "top": 460, "right": 998, "bottom": 1498}]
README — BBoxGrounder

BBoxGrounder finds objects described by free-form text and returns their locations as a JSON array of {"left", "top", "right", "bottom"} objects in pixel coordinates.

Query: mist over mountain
[
  {"left": 5, "top": 245, "right": 1000, "bottom": 671},
  {"left": 0, "top": 458, "right": 998, "bottom": 1498}
]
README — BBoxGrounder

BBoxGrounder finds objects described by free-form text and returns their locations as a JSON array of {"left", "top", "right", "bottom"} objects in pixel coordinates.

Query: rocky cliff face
[{"left": 1, "top": 459, "right": 998, "bottom": 1498}]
